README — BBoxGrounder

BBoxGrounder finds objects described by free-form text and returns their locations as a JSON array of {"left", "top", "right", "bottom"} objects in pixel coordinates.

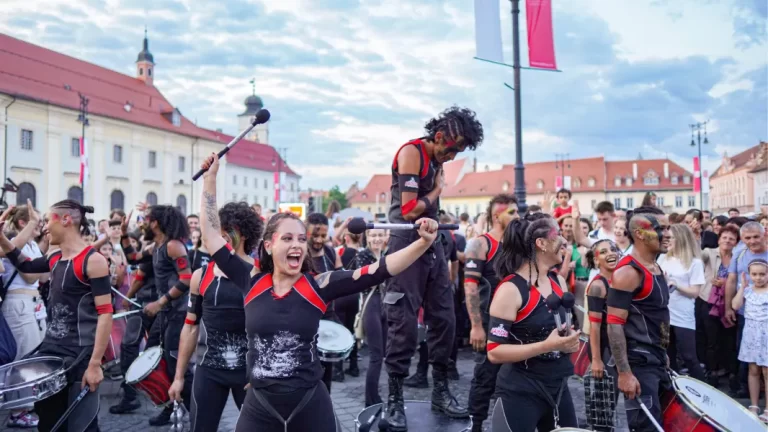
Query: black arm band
[
  {"left": 397, "top": 174, "right": 420, "bottom": 193},
  {"left": 419, "top": 196, "right": 431, "bottom": 209},
  {"left": 186, "top": 294, "right": 203, "bottom": 322},
  {"left": 486, "top": 316, "right": 514, "bottom": 343},
  {"left": 173, "top": 256, "right": 190, "bottom": 273},
  {"left": 90, "top": 275, "right": 112, "bottom": 297},
  {"left": 173, "top": 280, "right": 190, "bottom": 294},
  {"left": 163, "top": 293, "right": 173, "bottom": 303},
  {"left": 606, "top": 288, "right": 634, "bottom": 311},
  {"left": 5, "top": 248, "right": 21, "bottom": 264},
  {"left": 587, "top": 295, "right": 607, "bottom": 314},
  {"left": 464, "top": 258, "right": 486, "bottom": 278}
]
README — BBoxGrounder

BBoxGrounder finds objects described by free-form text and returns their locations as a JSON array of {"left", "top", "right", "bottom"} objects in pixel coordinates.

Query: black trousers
[
  {"left": 120, "top": 306, "right": 158, "bottom": 399},
  {"left": 190, "top": 366, "right": 247, "bottom": 431},
  {"left": 624, "top": 365, "right": 670, "bottom": 432},
  {"left": 385, "top": 235, "right": 454, "bottom": 376},
  {"left": 667, "top": 326, "right": 706, "bottom": 381},
  {"left": 694, "top": 298, "right": 739, "bottom": 375},
  {"left": 363, "top": 291, "right": 387, "bottom": 406},
  {"left": 149, "top": 307, "right": 194, "bottom": 409},
  {"left": 468, "top": 350, "right": 500, "bottom": 423},
  {"left": 492, "top": 377, "right": 576, "bottom": 431},
  {"left": 35, "top": 344, "right": 100, "bottom": 432},
  {"left": 235, "top": 384, "right": 338, "bottom": 432},
  {"left": 335, "top": 294, "right": 359, "bottom": 370}
]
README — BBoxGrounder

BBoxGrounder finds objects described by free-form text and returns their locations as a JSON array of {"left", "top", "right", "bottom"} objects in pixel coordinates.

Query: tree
[{"left": 322, "top": 185, "right": 348, "bottom": 213}]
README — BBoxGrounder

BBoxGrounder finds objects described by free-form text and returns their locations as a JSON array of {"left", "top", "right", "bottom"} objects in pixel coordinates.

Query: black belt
[{"left": 251, "top": 383, "right": 318, "bottom": 432}]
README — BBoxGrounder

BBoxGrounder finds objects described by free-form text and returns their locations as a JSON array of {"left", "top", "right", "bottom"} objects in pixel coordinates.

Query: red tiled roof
[
  {"left": 0, "top": 33, "right": 291, "bottom": 174},
  {"left": 443, "top": 168, "right": 515, "bottom": 197},
  {"left": 348, "top": 174, "right": 390, "bottom": 204},
  {"left": 210, "top": 131, "right": 297, "bottom": 176},
  {"left": 443, "top": 158, "right": 467, "bottom": 187},
  {"left": 503, "top": 156, "right": 607, "bottom": 192},
  {"left": 605, "top": 159, "right": 691, "bottom": 191},
  {"left": 712, "top": 142, "right": 767, "bottom": 178}
]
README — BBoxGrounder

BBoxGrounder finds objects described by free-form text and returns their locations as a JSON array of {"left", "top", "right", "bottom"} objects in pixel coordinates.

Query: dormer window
[
  {"left": 671, "top": 176, "right": 678, "bottom": 185},
  {"left": 643, "top": 170, "right": 660, "bottom": 186},
  {"left": 683, "top": 175, "right": 691, "bottom": 184},
  {"left": 614, "top": 176, "right": 622, "bottom": 186},
  {"left": 502, "top": 181, "right": 510, "bottom": 191},
  {"left": 625, "top": 177, "right": 632, "bottom": 186},
  {"left": 172, "top": 111, "right": 180, "bottom": 127},
  {"left": 587, "top": 177, "right": 596, "bottom": 187},
  {"left": 536, "top": 180, "right": 544, "bottom": 190}
]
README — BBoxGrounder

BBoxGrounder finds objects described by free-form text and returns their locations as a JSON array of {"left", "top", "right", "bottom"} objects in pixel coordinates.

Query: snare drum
[
  {"left": 569, "top": 334, "right": 590, "bottom": 378},
  {"left": 103, "top": 314, "right": 126, "bottom": 371},
  {"left": 662, "top": 375, "right": 765, "bottom": 431},
  {"left": 317, "top": 320, "right": 355, "bottom": 362},
  {"left": 0, "top": 357, "right": 67, "bottom": 410},
  {"left": 124, "top": 346, "right": 171, "bottom": 407}
]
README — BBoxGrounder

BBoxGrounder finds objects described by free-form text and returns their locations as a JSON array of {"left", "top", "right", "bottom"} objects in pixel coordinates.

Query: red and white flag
[
  {"left": 526, "top": 0, "right": 558, "bottom": 70},
  {"left": 79, "top": 137, "right": 89, "bottom": 189},
  {"left": 693, "top": 156, "right": 701, "bottom": 193}
]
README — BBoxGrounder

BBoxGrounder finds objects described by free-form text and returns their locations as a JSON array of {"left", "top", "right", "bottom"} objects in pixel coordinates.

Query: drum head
[
  {"left": 125, "top": 346, "right": 163, "bottom": 384},
  {"left": 355, "top": 401, "right": 470, "bottom": 431},
  {"left": 318, "top": 320, "right": 354, "bottom": 352},
  {"left": 673, "top": 376, "right": 765, "bottom": 430},
  {"left": 0, "top": 357, "right": 64, "bottom": 391}
]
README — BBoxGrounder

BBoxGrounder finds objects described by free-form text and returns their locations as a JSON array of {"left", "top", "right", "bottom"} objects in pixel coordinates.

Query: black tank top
[
  {"left": 135, "top": 261, "right": 158, "bottom": 303},
  {"left": 45, "top": 247, "right": 99, "bottom": 347},
  {"left": 195, "top": 263, "right": 248, "bottom": 370},
  {"left": 312, "top": 245, "right": 338, "bottom": 320},
  {"left": 587, "top": 274, "right": 610, "bottom": 353},
  {"left": 613, "top": 255, "right": 670, "bottom": 366},
  {"left": 495, "top": 272, "right": 573, "bottom": 388},
  {"left": 388, "top": 139, "right": 439, "bottom": 224},
  {"left": 153, "top": 242, "right": 186, "bottom": 312},
  {"left": 479, "top": 233, "right": 501, "bottom": 315}
]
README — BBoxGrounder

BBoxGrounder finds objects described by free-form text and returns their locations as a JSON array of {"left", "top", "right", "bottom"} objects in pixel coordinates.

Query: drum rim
[
  {"left": 0, "top": 357, "right": 66, "bottom": 392},
  {"left": 671, "top": 375, "right": 764, "bottom": 429},
  {"left": 125, "top": 346, "right": 163, "bottom": 384},
  {"left": 354, "top": 400, "right": 472, "bottom": 427},
  {"left": 317, "top": 320, "right": 355, "bottom": 352}
]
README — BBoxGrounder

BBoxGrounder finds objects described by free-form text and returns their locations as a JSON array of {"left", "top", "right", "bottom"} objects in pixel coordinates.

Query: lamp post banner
[
  {"left": 473, "top": 0, "right": 504, "bottom": 63},
  {"left": 274, "top": 171, "right": 280, "bottom": 203},
  {"left": 526, "top": 0, "right": 557, "bottom": 70}
]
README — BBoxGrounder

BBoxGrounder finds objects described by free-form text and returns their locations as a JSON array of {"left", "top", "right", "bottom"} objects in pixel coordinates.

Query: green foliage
[{"left": 322, "top": 185, "right": 348, "bottom": 212}]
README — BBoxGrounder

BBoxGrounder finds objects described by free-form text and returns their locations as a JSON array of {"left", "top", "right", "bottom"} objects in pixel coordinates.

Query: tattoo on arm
[
  {"left": 463, "top": 237, "right": 487, "bottom": 328},
  {"left": 607, "top": 324, "right": 631, "bottom": 373},
  {"left": 203, "top": 191, "right": 221, "bottom": 231},
  {"left": 465, "top": 288, "right": 483, "bottom": 327},
  {"left": 588, "top": 282, "right": 606, "bottom": 298}
]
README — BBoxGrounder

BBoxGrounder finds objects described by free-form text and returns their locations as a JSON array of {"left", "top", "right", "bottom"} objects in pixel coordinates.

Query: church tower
[
  {"left": 238, "top": 79, "right": 268, "bottom": 143},
  {"left": 136, "top": 28, "right": 155, "bottom": 86}
]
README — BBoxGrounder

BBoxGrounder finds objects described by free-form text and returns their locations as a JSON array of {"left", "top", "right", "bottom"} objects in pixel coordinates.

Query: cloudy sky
[{"left": 2, "top": 0, "right": 766, "bottom": 190}]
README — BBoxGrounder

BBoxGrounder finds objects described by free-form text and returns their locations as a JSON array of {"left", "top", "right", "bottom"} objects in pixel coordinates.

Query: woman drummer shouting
[
  {"left": 486, "top": 213, "right": 582, "bottom": 431},
  {"left": 198, "top": 153, "right": 438, "bottom": 432},
  {"left": 168, "top": 201, "right": 263, "bottom": 431}
]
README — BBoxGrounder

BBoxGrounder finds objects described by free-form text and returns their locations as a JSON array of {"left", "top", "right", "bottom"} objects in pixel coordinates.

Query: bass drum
[{"left": 355, "top": 401, "right": 470, "bottom": 432}]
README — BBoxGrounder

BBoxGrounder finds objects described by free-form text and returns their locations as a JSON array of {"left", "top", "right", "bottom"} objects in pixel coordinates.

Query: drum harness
[{"left": 250, "top": 383, "right": 319, "bottom": 432}]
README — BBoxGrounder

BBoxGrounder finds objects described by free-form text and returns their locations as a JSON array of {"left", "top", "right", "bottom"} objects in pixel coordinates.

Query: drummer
[
  {"left": 0, "top": 199, "right": 113, "bottom": 432},
  {"left": 198, "top": 153, "right": 437, "bottom": 432},
  {"left": 486, "top": 214, "right": 581, "bottom": 431},
  {"left": 168, "top": 201, "right": 262, "bottom": 431}
]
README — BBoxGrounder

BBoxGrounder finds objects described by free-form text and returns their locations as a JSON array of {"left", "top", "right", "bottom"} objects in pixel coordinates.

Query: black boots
[
  {"left": 431, "top": 369, "right": 469, "bottom": 419},
  {"left": 470, "top": 416, "right": 484, "bottom": 432},
  {"left": 109, "top": 384, "right": 140, "bottom": 414},
  {"left": 403, "top": 369, "right": 428, "bottom": 388},
  {"left": 385, "top": 375, "right": 407, "bottom": 431},
  {"left": 148, "top": 405, "right": 173, "bottom": 426}
]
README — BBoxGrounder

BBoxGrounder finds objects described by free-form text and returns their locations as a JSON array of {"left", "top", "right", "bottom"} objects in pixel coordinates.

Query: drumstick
[
  {"left": 50, "top": 387, "right": 89, "bottom": 432},
  {"left": 638, "top": 400, "right": 664, "bottom": 432},
  {"left": 111, "top": 287, "right": 141, "bottom": 308},
  {"left": 574, "top": 304, "right": 587, "bottom": 314},
  {"left": 113, "top": 310, "right": 141, "bottom": 319}
]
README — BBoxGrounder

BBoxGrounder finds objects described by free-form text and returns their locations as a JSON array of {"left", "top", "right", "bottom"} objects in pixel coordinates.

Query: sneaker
[{"left": 7, "top": 411, "right": 39, "bottom": 428}]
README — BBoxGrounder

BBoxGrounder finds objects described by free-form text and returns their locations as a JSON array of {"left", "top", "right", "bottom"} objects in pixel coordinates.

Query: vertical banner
[
  {"left": 526, "top": 0, "right": 558, "bottom": 70},
  {"left": 474, "top": 0, "right": 504, "bottom": 63},
  {"left": 79, "top": 137, "right": 89, "bottom": 190},
  {"left": 701, "top": 155, "right": 710, "bottom": 194},
  {"left": 693, "top": 156, "right": 701, "bottom": 193},
  {"left": 273, "top": 171, "right": 280, "bottom": 203},
  {"left": 555, "top": 176, "right": 571, "bottom": 190}
]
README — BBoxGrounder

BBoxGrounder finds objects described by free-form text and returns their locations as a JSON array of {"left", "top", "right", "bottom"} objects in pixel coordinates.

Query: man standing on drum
[
  {"left": 607, "top": 206, "right": 671, "bottom": 431},
  {"left": 0, "top": 200, "right": 113, "bottom": 432},
  {"left": 384, "top": 106, "right": 483, "bottom": 430}
]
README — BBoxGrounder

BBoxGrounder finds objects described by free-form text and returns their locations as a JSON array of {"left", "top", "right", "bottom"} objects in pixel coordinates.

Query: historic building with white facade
[{"left": 0, "top": 32, "right": 299, "bottom": 217}]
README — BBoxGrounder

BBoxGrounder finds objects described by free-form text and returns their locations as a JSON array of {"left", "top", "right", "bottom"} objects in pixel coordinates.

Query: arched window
[
  {"left": 16, "top": 182, "right": 36, "bottom": 207},
  {"left": 146, "top": 192, "right": 158, "bottom": 206},
  {"left": 67, "top": 186, "right": 83, "bottom": 204},
  {"left": 110, "top": 190, "right": 124, "bottom": 211},
  {"left": 176, "top": 195, "right": 187, "bottom": 215}
]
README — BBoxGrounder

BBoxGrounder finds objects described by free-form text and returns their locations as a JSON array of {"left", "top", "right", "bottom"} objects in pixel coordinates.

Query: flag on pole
[
  {"left": 474, "top": 0, "right": 504, "bottom": 63},
  {"left": 701, "top": 156, "right": 710, "bottom": 194},
  {"left": 693, "top": 156, "right": 701, "bottom": 193},
  {"left": 526, "top": 0, "right": 558, "bottom": 70},
  {"left": 273, "top": 171, "right": 280, "bottom": 203},
  {"left": 79, "top": 137, "right": 89, "bottom": 189},
  {"left": 555, "top": 175, "right": 571, "bottom": 190}
]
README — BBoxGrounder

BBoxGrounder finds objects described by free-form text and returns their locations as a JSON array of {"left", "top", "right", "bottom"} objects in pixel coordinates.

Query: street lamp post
[
  {"left": 555, "top": 153, "right": 570, "bottom": 188},
  {"left": 689, "top": 121, "right": 709, "bottom": 210},
  {"left": 510, "top": 0, "right": 527, "bottom": 212},
  {"left": 77, "top": 93, "right": 90, "bottom": 204},
  {"left": 271, "top": 147, "right": 287, "bottom": 210}
]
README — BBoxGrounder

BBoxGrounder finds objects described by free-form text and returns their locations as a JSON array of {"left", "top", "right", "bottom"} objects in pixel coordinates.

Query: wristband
[
  {"left": 606, "top": 314, "right": 626, "bottom": 325},
  {"left": 163, "top": 293, "right": 173, "bottom": 304},
  {"left": 419, "top": 196, "right": 431, "bottom": 209},
  {"left": 588, "top": 315, "right": 603, "bottom": 324},
  {"left": 96, "top": 304, "right": 114, "bottom": 315}
]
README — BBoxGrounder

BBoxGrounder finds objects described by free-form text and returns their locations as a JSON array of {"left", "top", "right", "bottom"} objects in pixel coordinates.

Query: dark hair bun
[{"left": 82, "top": 206, "right": 95, "bottom": 214}]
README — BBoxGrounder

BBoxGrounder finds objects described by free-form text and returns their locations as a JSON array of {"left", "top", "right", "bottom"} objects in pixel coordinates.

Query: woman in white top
[{"left": 658, "top": 223, "right": 706, "bottom": 381}]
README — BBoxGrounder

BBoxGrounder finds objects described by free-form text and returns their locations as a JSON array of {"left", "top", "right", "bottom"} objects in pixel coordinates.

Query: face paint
[
  {"left": 228, "top": 230, "right": 241, "bottom": 250},
  {"left": 547, "top": 226, "right": 560, "bottom": 240},
  {"left": 493, "top": 204, "right": 509, "bottom": 216}
]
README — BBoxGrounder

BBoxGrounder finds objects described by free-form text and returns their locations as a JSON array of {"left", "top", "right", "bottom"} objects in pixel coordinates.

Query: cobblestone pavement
[{"left": 1, "top": 348, "right": 754, "bottom": 431}]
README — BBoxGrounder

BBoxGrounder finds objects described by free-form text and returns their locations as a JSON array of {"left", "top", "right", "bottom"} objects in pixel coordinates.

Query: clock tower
[{"left": 238, "top": 80, "right": 268, "bottom": 143}]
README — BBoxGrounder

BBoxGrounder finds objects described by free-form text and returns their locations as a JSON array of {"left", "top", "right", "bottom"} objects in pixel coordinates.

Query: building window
[
  {"left": 657, "top": 196, "right": 665, "bottom": 206},
  {"left": 671, "top": 176, "right": 678, "bottom": 185},
  {"left": 683, "top": 175, "right": 691, "bottom": 184},
  {"left": 16, "top": 182, "right": 36, "bottom": 207},
  {"left": 68, "top": 186, "right": 83, "bottom": 204},
  {"left": 625, "top": 178, "right": 632, "bottom": 186},
  {"left": 176, "top": 195, "right": 187, "bottom": 215},
  {"left": 178, "top": 156, "right": 185, "bottom": 172},
  {"left": 588, "top": 177, "right": 596, "bottom": 187},
  {"left": 614, "top": 177, "right": 621, "bottom": 187},
  {"left": 71, "top": 138, "right": 80, "bottom": 157},
  {"left": 148, "top": 151, "right": 156, "bottom": 168},
  {"left": 113, "top": 145, "right": 123, "bottom": 163},
  {"left": 139, "top": 68, "right": 143, "bottom": 76},
  {"left": 675, "top": 196, "right": 683, "bottom": 208},
  {"left": 20, "top": 129, "right": 33, "bottom": 150},
  {"left": 688, "top": 196, "right": 696, "bottom": 207},
  {"left": 146, "top": 192, "right": 158, "bottom": 206},
  {"left": 536, "top": 180, "right": 544, "bottom": 190},
  {"left": 291, "top": 183, "right": 294, "bottom": 191},
  {"left": 502, "top": 181, "right": 510, "bottom": 191},
  {"left": 263, "top": 179, "right": 267, "bottom": 189},
  {"left": 263, "top": 196, "right": 267, "bottom": 208},
  {"left": 232, "top": 193, "right": 237, "bottom": 202},
  {"left": 573, "top": 178, "right": 581, "bottom": 188},
  {"left": 614, "top": 198, "right": 621, "bottom": 209},
  {"left": 244, "top": 177, "right": 248, "bottom": 187},
  {"left": 626, "top": 197, "right": 634, "bottom": 208},
  {"left": 233, "top": 176, "right": 237, "bottom": 185},
  {"left": 591, "top": 199, "right": 597, "bottom": 209},
  {"left": 110, "top": 190, "right": 124, "bottom": 210},
  {"left": 171, "top": 111, "right": 181, "bottom": 127},
  {"left": 644, "top": 176, "right": 659, "bottom": 186}
]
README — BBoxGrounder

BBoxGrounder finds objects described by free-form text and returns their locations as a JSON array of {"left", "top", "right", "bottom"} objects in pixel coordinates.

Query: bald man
[{"left": 606, "top": 207, "right": 671, "bottom": 432}]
